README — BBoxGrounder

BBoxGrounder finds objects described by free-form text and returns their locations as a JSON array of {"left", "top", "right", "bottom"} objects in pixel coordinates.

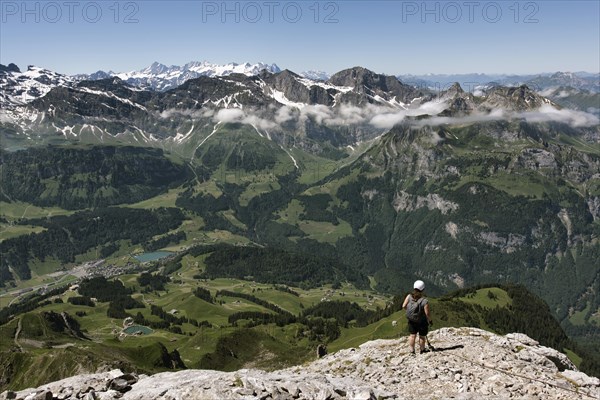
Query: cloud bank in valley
[{"left": 159, "top": 98, "right": 599, "bottom": 133}]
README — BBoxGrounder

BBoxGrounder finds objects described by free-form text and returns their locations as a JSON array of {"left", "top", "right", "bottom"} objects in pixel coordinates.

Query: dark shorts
[{"left": 408, "top": 319, "right": 429, "bottom": 336}]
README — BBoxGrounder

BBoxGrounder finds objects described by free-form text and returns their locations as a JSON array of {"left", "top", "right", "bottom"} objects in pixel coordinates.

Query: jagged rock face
[
  {"left": 588, "top": 197, "right": 600, "bottom": 221},
  {"left": 480, "top": 85, "right": 553, "bottom": 112},
  {"left": 365, "top": 124, "right": 449, "bottom": 181},
  {"left": 329, "top": 67, "right": 425, "bottom": 105},
  {"left": 3, "top": 328, "right": 598, "bottom": 400},
  {"left": 0, "top": 64, "right": 20, "bottom": 74},
  {"left": 262, "top": 70, "right": 334, "bottom": 106},
  {"left": 436, "top": 83, "right": 477, "bottom": 117},
  {"left": 393, "top": 191, "right": 459, "bottom": 215},
  {"left": 434, "top": 83, "right": 555, "bottom": 115}
]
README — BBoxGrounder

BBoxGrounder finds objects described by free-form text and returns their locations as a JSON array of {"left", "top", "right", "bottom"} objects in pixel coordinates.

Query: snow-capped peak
[
  {"left": 0, "top": 64, "right": 75, "bottom": 108},
  {"left": 89, "top": 61, "right": 282, "bottom": 91},
  {"left": 142, "top": 62, "right": 171, "bottom": 75},
  {"left": 300, "top": 70, "right": 330, "bottom": 81}
]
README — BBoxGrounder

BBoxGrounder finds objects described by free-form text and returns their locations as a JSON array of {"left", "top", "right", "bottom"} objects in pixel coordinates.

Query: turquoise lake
[
  {"left": 133, "top": 251, "right": 173, "bottom": 263},
  {"left": 123, "top": 325, "right": 153, "bottom": 335}
]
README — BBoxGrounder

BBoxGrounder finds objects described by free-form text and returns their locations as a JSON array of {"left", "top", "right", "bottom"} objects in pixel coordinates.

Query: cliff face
[{"left": 2, "top": 328, "right": 599, "bottom": 400}]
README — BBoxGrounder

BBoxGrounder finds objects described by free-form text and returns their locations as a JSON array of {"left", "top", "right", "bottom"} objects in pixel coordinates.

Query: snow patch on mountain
[{"left": 0, "top": 65, "right": 74, "bottom": 107}]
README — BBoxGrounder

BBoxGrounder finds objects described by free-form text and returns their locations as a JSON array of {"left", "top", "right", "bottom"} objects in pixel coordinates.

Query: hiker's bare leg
[
  {"left": 409, "top": 334, "right": 416, "bottom": 352},
  {"left": 419, "top": 335, "right": 426, "bottom": 352}
]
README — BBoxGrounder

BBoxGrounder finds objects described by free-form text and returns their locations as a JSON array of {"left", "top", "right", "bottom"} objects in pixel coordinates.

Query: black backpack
[{"left": 406, "top": 296, "right": 425, "bottom": 322}]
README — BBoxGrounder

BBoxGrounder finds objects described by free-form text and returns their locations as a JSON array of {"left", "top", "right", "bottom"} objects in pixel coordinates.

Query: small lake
[
  {"left": 123, "top": 325, "right": 153, "bottom": 335},
  {"left": 133, "top": 251, "right": 174, "bottom": 263}
]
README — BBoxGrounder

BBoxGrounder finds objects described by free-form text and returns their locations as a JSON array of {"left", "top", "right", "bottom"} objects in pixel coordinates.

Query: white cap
[{"left": 414, "top": 280, "right": 425, "bottom": 291}]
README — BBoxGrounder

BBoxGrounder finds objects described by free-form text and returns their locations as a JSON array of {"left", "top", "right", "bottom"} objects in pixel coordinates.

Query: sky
[{"left": 1, "top": 0, "right": 599, "bottom": 76}]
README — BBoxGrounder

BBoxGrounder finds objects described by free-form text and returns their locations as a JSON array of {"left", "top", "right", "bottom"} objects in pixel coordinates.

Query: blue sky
[{"left": 1, "top": 0, "right": 599, "bottom": 75}]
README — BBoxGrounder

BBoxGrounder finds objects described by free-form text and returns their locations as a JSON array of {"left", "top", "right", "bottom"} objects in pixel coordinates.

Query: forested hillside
[{"left": 0, "top": 146, "right": 192, "bottom": 209}]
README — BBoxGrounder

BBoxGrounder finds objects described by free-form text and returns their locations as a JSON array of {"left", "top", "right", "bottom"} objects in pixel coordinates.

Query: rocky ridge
[{"left": 2, "top": 328, "right": 598, "bottom": 400}]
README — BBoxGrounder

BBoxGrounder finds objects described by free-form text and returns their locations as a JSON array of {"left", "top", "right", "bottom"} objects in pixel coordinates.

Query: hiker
[{"left": 402, "top": 280, "right": 432, "bottom": 355}]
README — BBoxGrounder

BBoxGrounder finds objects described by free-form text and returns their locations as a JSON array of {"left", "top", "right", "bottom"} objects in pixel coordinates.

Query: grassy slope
[{"left": 0, "top": 202, "right": 74, "bottom": 242}]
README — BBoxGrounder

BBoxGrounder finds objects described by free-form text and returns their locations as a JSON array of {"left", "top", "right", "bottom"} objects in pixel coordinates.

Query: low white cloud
[
  {"left": 368, "top": 99, "right": 450, "bottom": 129},
  {"left": 214, "top": 107, "right": 277, "bottom": 130},
  {"left": 370, "top": 112, "right": 406, "bottom": 129},
  {"left": 409, "top": 113, "right": 502, "bottom": 128},
  {"left": 300, "top": 104, "right": 332, "bottom": 125},
  {"left": 538, "top": 87, "right": 572, "bottom": 99},
  {"left": 538, "top": 88, "right": 557, "bottom": 97},
  {"left": 587, "top": 107, "right": 600, "bottom": 115},
  {"left": 405, "top": 105, "right": 599, "bottom": 128},
  {"left": 158, "top": 108, "right": 213, "bottom": 119},
  {"left": 157, "top": 96, "right": 598, "bottom": 135},
  {"left": 0, "top": 110, "right": 14, "bottom": 124},
  {"left": 242, "top": 113, "right": 278, "bottom": 130},
  {"left": 274, "top": 105, "right": 296, "bottom": 124},
  {"left": 326, "top": 104, "right": 370, "bottom": 125},
  {"left": 522, "top": 104, "right": 599, "bottom": 127},
  {"left": 215, "top": 108, "right": 245, "bottom": 123}
]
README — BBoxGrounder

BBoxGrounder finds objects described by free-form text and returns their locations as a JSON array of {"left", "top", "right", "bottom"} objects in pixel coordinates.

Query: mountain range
[
  {"left": 75, "top": 61, "right": 282, "bottom": 91},
  {"left": 2, "top": 62, "right": 597, "bottom": 151},
  {"left": 397, "top": 71, "right": 600, "bottom": 93},
  {"left": 1, "top": 60, "right": 599, "bottom": 382},
  {"left": 2, "top": 61, "right": 598, "bottom": 106}
]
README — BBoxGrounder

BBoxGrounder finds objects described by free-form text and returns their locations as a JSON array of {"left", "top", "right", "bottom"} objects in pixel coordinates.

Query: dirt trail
[{"left": 14, "top": 316, "right": 23, "bottom": 352}]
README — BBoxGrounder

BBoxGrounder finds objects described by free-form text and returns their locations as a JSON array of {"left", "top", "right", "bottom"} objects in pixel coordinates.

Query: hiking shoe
[
  {"left": 409, "top": 350, "right": 416, "bottom": 356},
  {"left": 420, "top": 348, "right": 429, "bottom": 354}
]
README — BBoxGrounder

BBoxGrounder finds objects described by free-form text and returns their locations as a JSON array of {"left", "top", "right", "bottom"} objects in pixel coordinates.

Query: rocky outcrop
[
  {"left": 3, "top": 328, "right": 598, "bottom": 400},
  {"left": 513, "top": 148, "right": 558, "bottom": 170},
  {"left": 477, "top": 232, "right": 526, "bottom": 253},
  {"left": 262, "top": 69, "right": 334, "bottom": 106},
  {"left": 480, "top": 85, "right": 554, "bottom": 112},
  {"left": 393, "top": 191, "right": 459, "bottom": 215},
  {"left": 588, "top": 197, "right": 600, "bottom": 221},
  {"left": 437, "top": 83, "right": 476, "bottom": 117}
]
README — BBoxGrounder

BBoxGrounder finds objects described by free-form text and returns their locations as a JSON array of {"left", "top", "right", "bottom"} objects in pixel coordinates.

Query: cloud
[
  {"left": 0, "top": 110, "right": 14, "bottom": 124},
  {"left": 522, "top": 104, "right": 599, "bottom": 127},
  {"left": 242, "top": 113, "right": 278, "bottom": 130},
  {"left": 587, "top": 107, "right": 600, "bottom": 115},
  {"left": 538, "top": 87, "right": 579, "bottom": 99},
  {"left": 299, "top": 104, "right": 333, "bottom": 125},
  {"left": 403, "top": 105, "right": 599, "bottom": 129},
  {"left": 213, "top": 107, "right": 277, "bottom": 130},
  {"left": 158, "top": 108, "right": 213, "bottom": 119},
  {"left": 157, "top": 96, "right": 598, "bottom": 135},
  {"left": 326, "top": 104, "right": 370, "bottom": 125},
  {"left": 215, "top": 108, "right": 245, "bottom": 123},
  {"left": 368, "top": 99, "right": 450, "bottom": 129},
  {"left": 274, "top": 106, "right": 296, "bottom": 124},
  {"left": 369, "top": 111, "right": 406, "bottom": 129}
]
